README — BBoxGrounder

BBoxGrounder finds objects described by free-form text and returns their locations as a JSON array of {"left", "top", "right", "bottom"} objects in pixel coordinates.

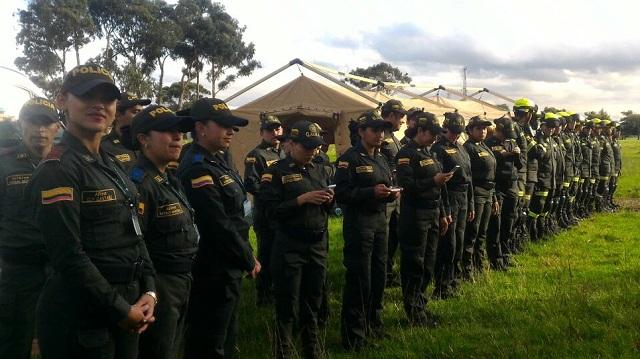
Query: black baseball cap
[
  {"left": 61, "top": 64, "right": 120, "bottom": 99},
  {"left": 356, "top": 111, "right": 393, "bottom": 129},
  {"left": 130, "top": 105, "right": 193, "bottom": 149},
  {"left": 288, "top": 120, "right": 326, "bottom": 149},
  {"left": 19, "top": 97, "right": 59, "bottom": 124},
  {"left": 118, "top": 92, "right": 151, "bottom": 109},
  {"left": 260, "top": 114, "right": 282, "bottom": 130},
  {"left": 443, "top": 112, "right": 465, "bottom": 133},
  {"left": 181, "top": 98, "right": 248, "bottom": 128},
  {"left": 381, "top": 99, "right": 408, "bottom": 115}
]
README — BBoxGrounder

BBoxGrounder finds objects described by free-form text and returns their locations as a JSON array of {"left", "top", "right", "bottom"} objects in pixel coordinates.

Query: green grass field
[{"left": 233, "top": 140, "right": 640, "bottom": 358}]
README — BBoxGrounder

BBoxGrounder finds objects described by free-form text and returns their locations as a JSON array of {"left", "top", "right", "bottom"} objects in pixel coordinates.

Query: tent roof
[
  {"left": 428, "top": 96, "right": 508, "bottom": 119},
  {"left": 236, "top": 75, "right": 377, "bottom": 116}
]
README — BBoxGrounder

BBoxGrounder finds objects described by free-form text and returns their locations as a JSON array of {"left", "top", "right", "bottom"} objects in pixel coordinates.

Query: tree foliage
[
  {"left": 15, "top": 0, "right": 259, "bottom": 107},
  {"left": 347, "top": 62, "right": 412, "bottom": 90},
  {"left": 620, "top": 110, "right": 640, "bottom": 138}
]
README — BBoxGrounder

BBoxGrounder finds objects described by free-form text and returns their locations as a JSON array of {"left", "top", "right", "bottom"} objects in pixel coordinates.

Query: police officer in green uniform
[
  {"left": 29, "top": 65, "right": 157, "bottom": 359},
  {"left": 260, "top": 120, "right": 333, "bottom": 359},
  {"left": 588, "top": 119, "right": 603, "bottom": 213},
  {"left": 463, "top": 116, "right": 500, "bottom": 273},
  {"left": 511, "top": 98, "right": 536, "bottom": 249},
  {"left": 0, "top": 121, "right": 21, "bottom": 149},
  {"left": 395, "top": 112, "right": 452, "bottom": 325},
  {"left": 609, "top": 122, "right": 622, "bottom": 209},
  {"left": 399, "top": 107, "right": 422, "bottom": 146},
  {"left": 431, "top": 112, "right": 474, "bottom": 295},
  {"left": 335, "top": 111, "right": 397, "bottom": 351},
  {"left": 380, "top": 99, "right": 406, "bottom": 287},
  {"left": 526, "top": 113, "right": 558, "bottom": 241},
  {"left": 128, "top": 106, "right": 199, "bottom": 359},
  {"left": 244, "top": 114, "right": 285, "bottom": 305},
  {"left": 101, "top": 93, "right": 151, "bottom": 171},
  {"left": 576, "top": 119, "right": 593, "bottom": 217},
  {"left": 0, "top": 98, "right": 60, "bottom": 359},
  {"left": 597, "top": 120, "right": 614, "bottom": 212},
  {"left": 549, "top": 116, "right": 566, "bottom": 232},
  {"left": 562, "top": 112, "right": 581, "bottom": 224},
  {"left": 486, "top": 116, "right": 522, "bottom": 269},
  {"left": 177, "top": 98, "right": 260, "bottom": 359}
]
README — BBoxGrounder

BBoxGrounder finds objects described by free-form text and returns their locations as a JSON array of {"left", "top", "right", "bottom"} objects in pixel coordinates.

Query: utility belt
[
  {"left": 447, "top": 183, "right": 469, "bottom": 192},
  {"left": 280, "top": 227, "right": 327, "bottom": 242},
  {"left": 403, "top": 198, "right": 440, "bottom": 209},
  {"left": 95, "top": 258, "right": 145, "bottom": 284},
  {"left": 0, "top": 247, "right": 48, "bottom": 266},
  {"left": 473, "top": 180, "right": 495, "bottom": 190},
  {"left": 151, "top": 256, "right": 194, "bottom": 274}
]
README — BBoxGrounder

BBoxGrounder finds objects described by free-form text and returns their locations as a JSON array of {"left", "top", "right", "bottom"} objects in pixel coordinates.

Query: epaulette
[
  {"left": 130, "top": 166, "right": 146, "bottom": 184},
  {"left": 43, "top": 144, "right": 66, "bottom": 162},
  {"left": 192, "top": 153, "right": 204, "bottom": 164},
  {"left": 0, "top": 145, "right": 18, "bottom": 157}
]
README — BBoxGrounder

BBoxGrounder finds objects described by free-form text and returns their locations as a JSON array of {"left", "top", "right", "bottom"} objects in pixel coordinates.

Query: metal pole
[
  {"left": 298, "top": 61, "right": 380, "bottom": 105},
  {"left": 223, "top": 59, "right": 300, "bottom": 103}
]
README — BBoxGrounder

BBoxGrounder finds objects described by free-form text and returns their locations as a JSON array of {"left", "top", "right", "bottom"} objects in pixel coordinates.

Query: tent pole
[
  {"left": 223, "top": 60, "right": 299, "bottom": 103},
  {"left": 392, "top": 87, "right": 444, "bottom": 107},
  {"left": 483, "top": 88, "right": 516, "bottom": 103},
  {"left": 437, "top": 86, "right": 506, "bottom": 112},
  {"left": 418, "top": 87, "right": 441, "bottom": 97},
  {"left": 298, "top": 61, "right": 380, "bottom": 105}
]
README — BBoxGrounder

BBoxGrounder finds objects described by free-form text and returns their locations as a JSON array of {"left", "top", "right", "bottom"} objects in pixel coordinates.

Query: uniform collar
[
  {"left": 284, "top": 155, "right": 315, "bottom": 170},
  {"left": 62, "top": 131, "right": 107, "bottom": 164},
  {"left": 137, "top": 154, "right": 168, "bottom": 183},
  {"left": 354, "top": 142, "right": 380, "bottom": 158}
]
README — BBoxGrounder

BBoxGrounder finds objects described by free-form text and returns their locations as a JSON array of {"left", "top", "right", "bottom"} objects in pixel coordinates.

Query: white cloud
[{"left": 1, "top": 0, "right": 639, "bottom": 119}]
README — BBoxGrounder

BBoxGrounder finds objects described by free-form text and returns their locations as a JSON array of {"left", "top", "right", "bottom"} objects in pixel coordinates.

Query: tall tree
[
  {"left": 620, "top": 110, "right": 640, "bottom": 139},
  {"left": 174, "top": 0, "right": 210, "bottom": 104},
  {"left": 348, "top": 62, "right": 412, "bottom": 90},
  {"left": 161, "top": 81, "right": 210, "bottom": 110},
  {"left": 15, "top": 0, "right": 97, "bottom": 97},
  {"left": 584, "top": 109, "right": 611, "bottom": 121}
]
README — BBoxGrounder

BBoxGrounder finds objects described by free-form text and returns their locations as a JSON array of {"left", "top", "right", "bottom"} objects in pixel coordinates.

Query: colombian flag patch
[
  {"left": 41, "top": 187, "right": 74, "bottom": 205},
  {"left": 397, "top": 158, "right": 410, "bottom": 165},
  {"left": 191, "top": 175, "right": 214, "bottom": 188}
]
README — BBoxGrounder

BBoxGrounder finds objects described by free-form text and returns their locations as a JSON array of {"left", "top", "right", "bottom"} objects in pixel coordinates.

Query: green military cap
[
  {"left": 494, "top": 116, "right": 516, "bottom": 139},
  {"left": 259, "top": 113, "right": 282, "bottom": 130},
  {"left": 19, "top": 97, "right": 59, "bottom": 124},
  {"left": 413, "top": 110, "right": 441, "bottom": 133},
  {"left": 356, "top": 110, "right": 392, "bottom": 129},
  {"left": 381, "top": 99, "right": 408, "bottom": 115},
  {"left": 467, "top": 115, "right": 493, "bottom": 129},
  {"left": 288, "top": 120, "right": 326, "bottom": 149},
  {"left": 406, "top": 107, "right": 423, "bottom": 119},
  {"left": 442, "top": 111, "right": 465, "bottom": 133}
]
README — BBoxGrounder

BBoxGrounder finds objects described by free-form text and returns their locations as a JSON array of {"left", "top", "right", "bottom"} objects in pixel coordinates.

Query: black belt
[
  {"left": 0, "top": 247, "right": 48, "bottom": 266},
  {"left": 152, "top": 257, "right": 194, "bottom": 274},
  {"left": 474, "top": 181, "right": 496, "bottom": 190},
  {"left": 95, "top": 259, "right": 145, "bottom": 284},
  {"left": 403, "top": 198, "right": 440, "bottom": 209}
]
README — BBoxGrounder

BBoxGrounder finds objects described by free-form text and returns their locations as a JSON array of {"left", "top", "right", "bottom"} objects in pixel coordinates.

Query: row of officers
[{"left": 0, "top": 64, "right": 622, "bottom": 359}]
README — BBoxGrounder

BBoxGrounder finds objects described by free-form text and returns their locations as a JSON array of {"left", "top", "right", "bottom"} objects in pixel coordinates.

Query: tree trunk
[
  {"left": 74, "top": 43, "right": 80, "bottom": 66},
  {"left": 196, "top": 71, "right": 200, "bottom": 98},
  {"left": 211, "top": 63, "right": 216, "bottom": 97},
  {"left": 178, "top": 71, "right": 187, "bottom": 110},
  {"left": 156, "top": 56, "right": 167, "bottom": 104}
]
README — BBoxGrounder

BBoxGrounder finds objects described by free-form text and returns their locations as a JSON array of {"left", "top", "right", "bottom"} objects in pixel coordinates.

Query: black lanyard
[{"left": 163, "top": 177, "right": 195, "bottom": 217}]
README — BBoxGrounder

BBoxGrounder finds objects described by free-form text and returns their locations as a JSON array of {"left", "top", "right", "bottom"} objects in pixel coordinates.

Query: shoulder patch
[
  {"left": 130, "top": 167, "right": 145, "bottom": 184},
  {"left": 191, "top": 175, "right": 214, "bottom": 188},
  {"left": 282, "top": 173, "right": 303, "bottom": 184},
  {"left": 137, "top": 202, "right": 145, "bottom": 216},
  {"left": 42, "top": 187, "right": 74, "bottom": 204},
  {"left": 219, "top": 174, "right": 235, "bottom": 186},
  {"left": 115, "top": 153, "right": 131, "bottom": 163},
  {"left": 355, "top": 165, "right": 374, "bottom": 174},
  {"left": 44, "top": 145, "right": 66, "bottom": 161},
  {"left": 153, "top": 175, "right": 164, "bottom": 183},
  {"left": 266, "top": 159, "right": 278, "bottom": 167},
  {"left": 397, "top": 158, "right": 410, "bottom": 166},
  {"left": 245, "top": 156, "right": 256, "bottom": 164},
  {"left": 337, "top": 161, "right": 349, "bottom": 169},
  {"left": 192, "top": 153, "right": 204, "bottom": 164},
  {"left": 261, "top": 173, "right": 273, "bottom": 182},
  {"left": 445, "top": 148, "right": 458, "bottom": 154}
]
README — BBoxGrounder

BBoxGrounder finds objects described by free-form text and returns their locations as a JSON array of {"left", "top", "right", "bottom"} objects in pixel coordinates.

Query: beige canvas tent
[
  {"left": 228, "top": 74, "right": 378, "bottom": 173},
  {"left": 428, "top": 96, "right": 508, "bottom": 119}
]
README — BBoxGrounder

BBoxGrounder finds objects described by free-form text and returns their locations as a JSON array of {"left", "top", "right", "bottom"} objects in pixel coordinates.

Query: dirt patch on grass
[{"left": 616, "top": 198, "right": 640, "bottom": 211}]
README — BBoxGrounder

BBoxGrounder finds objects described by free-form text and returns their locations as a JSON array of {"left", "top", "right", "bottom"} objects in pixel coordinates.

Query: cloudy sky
[{"left": 2, "top": 0, "right": 639, "bottom": 118}]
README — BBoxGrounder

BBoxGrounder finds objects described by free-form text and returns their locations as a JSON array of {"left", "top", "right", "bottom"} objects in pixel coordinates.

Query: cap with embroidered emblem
[
  {"left": 130, "top": 105, "right": 193, "bottom": 149},
  {"left": 179, "top": 98, "right": 248, "bottom": 128},
  {"left": 61, "top": 64, "right": 120, "bottom": 99},
  {"left": 288, "top": 120, "right": 326, "bottom": 149},
  {"left": 118, "top": 92, "right": 151, "bottom": 109},
  {"left": 19, "top": 97, "right": 59, "bottom": 124}
]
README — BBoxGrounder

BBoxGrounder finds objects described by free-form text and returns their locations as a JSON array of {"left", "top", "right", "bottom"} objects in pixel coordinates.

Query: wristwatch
[{"left": 144, "top": 291, "right": 158, "bottom": 304}]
